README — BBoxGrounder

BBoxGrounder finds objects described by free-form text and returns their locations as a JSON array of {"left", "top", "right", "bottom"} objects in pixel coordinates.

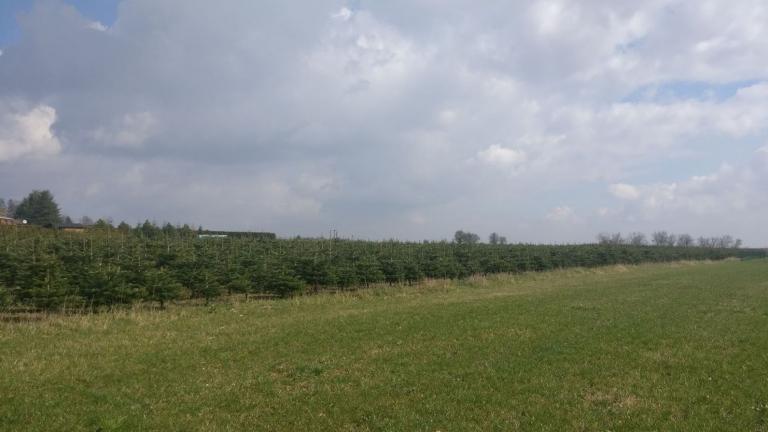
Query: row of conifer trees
[{"left": 0, "top": 226, "right": 764, "bottom": 311}]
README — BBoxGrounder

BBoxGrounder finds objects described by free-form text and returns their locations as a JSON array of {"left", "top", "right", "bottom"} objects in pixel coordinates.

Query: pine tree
[
  {"left": 262, "top": 272, "right": 305, "bottom": 298},
  {"left": 381, "top": 258, "right": 405, "bottom": 284},
  {"left": 144, "top": 269, "right": 183, "bottom": 309},
  {"left": 80, "top": 266, "right": 138, "bottom": 309},
  {"left": 193, "top": 268, "right": 222, "bottom": 304},
  {"left": 16, "top": 256, "right": 73, "bottom": 310},
  {"left": 334, "top": 262, "right": 359, "bottom": 289},
  {"left": 14, "top": 190, "right": 61, "bottom": 226},
  {"left": 355, "top": 256, "right": 385, "bottom": 287},
  {"left": 0, "top": 282, "right": 12, "bottom": 308}
]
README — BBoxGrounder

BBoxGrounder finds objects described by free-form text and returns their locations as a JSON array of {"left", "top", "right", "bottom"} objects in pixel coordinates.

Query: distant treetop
[{"left": 13, "top": 190, "right": 61, "bottom": 227}]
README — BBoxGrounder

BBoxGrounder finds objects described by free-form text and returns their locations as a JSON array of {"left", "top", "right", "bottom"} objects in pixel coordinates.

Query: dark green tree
[
  {"left": 334, "top": 262, "right": 359, "bottom": 289},
  {"left": 93, "top": 219, "right": 113, "bottom": 230},
  {"left": 294, "top": 257, "right": 336, "bottom": 291},
  {"left": 381, "top": 259, "right": 405, "bottom": 284},
  {"left": 14, "top": 190, "right": 61, "bottom": 226},
  {"left": 162, "top": 223, "right": 177, "bottom": 236},
  {"left": 355, "top": 256, "right": 385, "bottom": 286},
  {"left": 144, "top": 269, "right": 183, "bottom": 309},
  {"left": 403, "top": 261, "right": 423, "bottom": 285},
  {"left": 0, "top": 283, "right": 12, "bottom": 308},
  {"left": 79, "top": 266, "right": 139, "bottom": 309},
  {"left": 262, "top": 272, "right": 305, "bottom": 298},
  {"left": 140, "top": 220, "right": 159, "bottom": 238},
  {"left": 16, "top": 256, "right": 73, "bottom": 310},
  {"left": 226, "top": 272, "right": 252, "bottom": 298},
  {"left": 192, "top": 268, "right": 222, "bottom": 304}
]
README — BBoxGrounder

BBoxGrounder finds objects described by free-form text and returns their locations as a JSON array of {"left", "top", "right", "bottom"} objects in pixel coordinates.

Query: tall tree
[
  {"left": 454, "top": 230, "right": 480, "bottom": 245},
  {"left": 627, "top": 232, "right": 647, "bottom": 246},
  {"left": 652, "top": 231, "right": 672, "bottom": 246},
  {"left": 14, "top": 190, "right": 61, "bottom": 226},
  {"left": 489, "top": 232, "right": 507, "bottom": 245},
  {"left": 676, "top": 234, "right": 694, "bottom": 247},
  {"left": 597, "top": 232, "right": 623, "bottom": 245},
  {"left": 144, "top": 269, "right": 183, "bottom": 309},
  {"left": 6, "top": 199, "right": 17, "bottom": 218}
]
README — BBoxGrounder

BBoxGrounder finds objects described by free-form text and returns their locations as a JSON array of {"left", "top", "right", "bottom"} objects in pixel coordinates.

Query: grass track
[{"left": 1, "top": 260, "right": 768, "bottom": 431}]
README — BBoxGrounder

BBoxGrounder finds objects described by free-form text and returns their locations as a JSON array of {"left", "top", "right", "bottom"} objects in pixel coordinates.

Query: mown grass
[{"left": 1, "top": 260, "right": 767, "bottom": 431}]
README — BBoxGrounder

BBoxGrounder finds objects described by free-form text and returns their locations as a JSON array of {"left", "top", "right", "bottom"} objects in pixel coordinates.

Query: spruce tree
[
  {"left": 14, "top": 190, "right": 61, "bottom": 226},
  {"left": 16, "top": 256, "right": 73, "bottom": 310},
  {"left": 144, "top": 269, "right": 183, "bottom": 309}
]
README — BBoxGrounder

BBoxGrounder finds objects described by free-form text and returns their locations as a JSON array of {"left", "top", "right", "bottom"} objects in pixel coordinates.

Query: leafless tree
[
  {"left": 598, "top": 232, "right": 624, "bottom": 245},
  {"left": 627, "top": 232, "right": 647, "bottom": 246},
  {"left": 652, "top": 231, "right": 671, "bottom": 246},
  {"left": 676, "top": 234, "right": 694, "bottom": 247}
]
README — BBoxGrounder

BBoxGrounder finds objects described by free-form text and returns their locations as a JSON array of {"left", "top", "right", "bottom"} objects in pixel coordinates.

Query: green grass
[{"left": 1, "top": 260, "right": 768, "bottom": 431}]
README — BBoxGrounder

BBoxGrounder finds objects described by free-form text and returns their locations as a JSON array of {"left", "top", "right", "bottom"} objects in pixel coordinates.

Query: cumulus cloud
[
  {"left": 601, "top": 147, "right": 768, "bottom": 244},
  {"left": 0, "top": 0, "right": 767, "bottom": 243},
  {"left": 86, "top": 112, "right": 157, "bottom": 149},
  {"left": 476, "top": 144, "right": 527, "bottom": 168},
  {"left": 610, "top": 183, "right": 640, "bottom": 200},
  {"left": 87, "top": 21, "right": 108, "bottom": 32},
  {"left": 546, "top": 206, "right": 575, "bottom": 222},
  {"left": 0, "top": 103, "right": 61, "bottom": 162},
  {"left": 331, "top": 7, "right": 353, "bottom": 22}
]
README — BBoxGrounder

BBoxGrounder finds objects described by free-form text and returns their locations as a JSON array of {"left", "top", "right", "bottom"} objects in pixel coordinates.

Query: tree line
[
  {"left": 1, "top": 191, "right": 204, "bottom": 234},
  {"left": 597, "top": 231, "right": 743, "bottom": 248},
  {"left": 1, "top": 190, "right": 763, "bottom": 313},
  {"left": 0, "top": 225, "right": 764, "bottom": 312}
]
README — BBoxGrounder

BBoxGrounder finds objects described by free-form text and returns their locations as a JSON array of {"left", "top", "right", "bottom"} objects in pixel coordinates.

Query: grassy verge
[{"left": 1, "top": 260, "right": 767, "bottom": 431}]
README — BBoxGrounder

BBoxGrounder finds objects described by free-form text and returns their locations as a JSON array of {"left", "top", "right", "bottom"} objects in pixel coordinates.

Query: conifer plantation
[{"left": 0, "top": 224, "right": 764, "bottom": 312}]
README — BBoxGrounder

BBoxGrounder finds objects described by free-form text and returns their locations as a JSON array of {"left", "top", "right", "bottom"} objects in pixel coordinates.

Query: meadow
[{"left": 2, "top": 259, "right": 767, "bottom": 431}]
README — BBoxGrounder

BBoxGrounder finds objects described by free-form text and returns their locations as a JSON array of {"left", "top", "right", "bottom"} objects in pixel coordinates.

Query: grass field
[{"left": 1, "top": 260, "right": 767, "bottom": 431}]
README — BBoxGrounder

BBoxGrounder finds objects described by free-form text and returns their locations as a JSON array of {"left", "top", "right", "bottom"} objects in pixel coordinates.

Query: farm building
[
  {"left": 58, "top": 223, "right": 87, "bottom": 233},
  {"left": 0, "top": 216, "right": 21, "bottom": 226},
  {"left": 198, "top": 230, "right": 276, "bottom": 240}
]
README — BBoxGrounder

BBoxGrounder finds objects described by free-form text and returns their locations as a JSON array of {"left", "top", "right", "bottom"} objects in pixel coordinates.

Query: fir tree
[{"left": 14, "top": 190, "right": 61, "bottom": 226}]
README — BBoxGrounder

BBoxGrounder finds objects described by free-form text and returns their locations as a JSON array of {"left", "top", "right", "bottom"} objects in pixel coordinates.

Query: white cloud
[
  {"left": 602, "top": 148, "right": 768, "bottom": 241},
  {"left": 476, "top": 144, "right": 527, "bottom": 168},
  {"left": 0, "top": 103, "right": 62, "bottom": 162},
  {"left": 331, "top": 7, "right": 353, "bottom": 22},
  {"left": 609, "top": 183, "right": 640, "bottom": 200},
  {"left": 546, "top": 206, "right": 575, "bottom": 222},
  {"left": 529, "top": 1, "right": 567, "bottom": 36},
  {"left": 87, "top": 21, "right": 107, "bottom": 31},
  {"left": 87, "top": 112, "right": 157, "bottom": 148},
  {"left": 2, "top": 0, "right": 768, "bottom": 243}
]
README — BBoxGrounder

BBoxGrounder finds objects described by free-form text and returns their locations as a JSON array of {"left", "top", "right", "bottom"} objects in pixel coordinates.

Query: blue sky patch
[
  {"left": 623, "top": 80, "right": 764, "bottom": 104},
  {"left": 0, "top": 0, "right": 120, "bottom": 47}
]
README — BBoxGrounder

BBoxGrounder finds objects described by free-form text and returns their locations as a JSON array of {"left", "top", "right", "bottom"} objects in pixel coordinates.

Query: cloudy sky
[{"left": 1, "top": 0, "right": 767, "bottom": 244}]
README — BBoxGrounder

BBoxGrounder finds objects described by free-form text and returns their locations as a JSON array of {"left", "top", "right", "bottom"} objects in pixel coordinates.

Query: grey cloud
[{"left": 1, "top": 0, "right": 768, "bottom": 243}]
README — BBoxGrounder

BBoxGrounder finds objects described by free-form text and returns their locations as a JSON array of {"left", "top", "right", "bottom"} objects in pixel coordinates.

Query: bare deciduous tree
[
  {"left": 628, "top": 232, "right": 647, "bottom": 246},
  {"left": 676, "top": 234, "right": 694, "bottom": 247}
]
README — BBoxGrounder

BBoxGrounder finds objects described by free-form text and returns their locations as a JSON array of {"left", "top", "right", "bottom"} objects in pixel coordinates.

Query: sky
[{"left": 1, "top": 0, "right": 767, "bottom": 245}]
